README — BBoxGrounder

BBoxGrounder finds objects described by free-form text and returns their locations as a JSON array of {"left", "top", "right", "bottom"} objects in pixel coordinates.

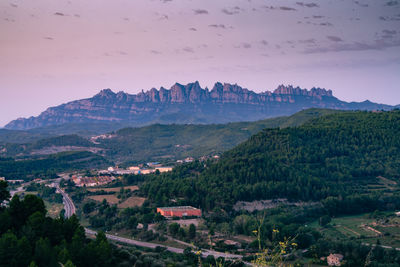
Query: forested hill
[
  {"left": 141, "top": 110, "right": 400, "bottom": 210},
  {"left": 0, "top": 109, "right": 340, "bottom": 162},
  {"left": 99, "top": 108, "right": 340, "bottom": 163}
]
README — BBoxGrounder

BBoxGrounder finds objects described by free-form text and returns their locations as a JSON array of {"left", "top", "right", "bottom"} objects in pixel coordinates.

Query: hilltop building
[{"left": 157, "top": 206, "right": 201, "bottom": 218}]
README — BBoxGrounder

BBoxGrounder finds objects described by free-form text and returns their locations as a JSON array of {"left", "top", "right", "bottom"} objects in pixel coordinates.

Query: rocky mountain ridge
[{"left": 5, "top": 81, "right": 395, "bottom": 130}]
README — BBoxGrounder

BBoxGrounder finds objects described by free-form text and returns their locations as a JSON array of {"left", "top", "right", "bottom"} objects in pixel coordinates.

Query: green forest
[
  {"left": 0, "top": 151, "right": 109, "bottom": 180},
  {"left": 141, "top": 110, "right": 400, "bottom": 210},
  {"left": 0, "top": 109, "right": 339, "bottom": 163}
]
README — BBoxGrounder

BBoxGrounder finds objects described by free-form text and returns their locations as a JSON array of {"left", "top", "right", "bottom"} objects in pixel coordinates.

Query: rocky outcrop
[{"left": 4, "top": 81, "right": 396, "bottom": 130}]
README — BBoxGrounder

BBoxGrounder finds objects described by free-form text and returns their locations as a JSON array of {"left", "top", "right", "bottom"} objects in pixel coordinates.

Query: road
[
  {"left": 58, "top": 186, "right": 244, "bottom": 261},
  {"left": 55, "top": 184, "right": 76, "bottom": 218}
]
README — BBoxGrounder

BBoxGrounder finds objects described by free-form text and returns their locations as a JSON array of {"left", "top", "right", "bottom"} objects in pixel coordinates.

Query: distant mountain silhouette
[{"left": 4, "top": 81, "right": 395, "bottom": 130}]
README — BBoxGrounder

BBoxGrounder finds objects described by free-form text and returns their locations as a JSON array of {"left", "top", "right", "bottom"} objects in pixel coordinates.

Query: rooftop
[{"left": 158, "top": 206, "right": 200, "bottom": 211}]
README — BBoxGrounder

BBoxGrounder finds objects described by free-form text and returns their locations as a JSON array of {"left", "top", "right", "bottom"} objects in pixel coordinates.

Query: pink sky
[{"left": 1, "top": 0, "right": 400, "bottom": 126}]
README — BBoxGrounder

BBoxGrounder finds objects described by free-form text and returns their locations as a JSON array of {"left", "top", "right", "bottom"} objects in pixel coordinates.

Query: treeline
[
  {"left": 0, "top": 151, "right": 109, "bottom": 180},
  {"left": 1, "top": 181, "right": 240, "bottom": 267},
  {"left": 140, "top": 111, "right": 400, "bottom": 210},
  {"left": 25, "top": 182, "right": 63, "bottom": 203},
  {"left": 0, "top": 134, "right": 93, "bottom": 157},
  {"left": 0, "top": 186, "right": 118, "bottom": 266}
]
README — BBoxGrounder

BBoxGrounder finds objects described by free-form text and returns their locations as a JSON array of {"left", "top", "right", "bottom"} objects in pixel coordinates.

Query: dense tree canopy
[{"left": 141, "top": 111, "right": 400, "bottom": 210}]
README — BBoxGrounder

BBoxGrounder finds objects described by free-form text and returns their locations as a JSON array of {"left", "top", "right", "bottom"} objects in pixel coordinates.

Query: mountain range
[{"left": 4, "top": 81, "right": 397, "bottom": 130}]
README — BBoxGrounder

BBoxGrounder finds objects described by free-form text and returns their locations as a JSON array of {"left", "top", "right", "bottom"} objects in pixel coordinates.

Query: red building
[{"left": 157, "top": 206, "right": 201, "bottom": 218}]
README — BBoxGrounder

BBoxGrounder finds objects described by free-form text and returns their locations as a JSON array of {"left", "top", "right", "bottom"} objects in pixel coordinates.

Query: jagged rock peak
[
  {"left": 273, "top": 85, "right": 333, "bottom": 97},
  {"left": 95, "top": 88, "right": 116, "bottom": 98}
]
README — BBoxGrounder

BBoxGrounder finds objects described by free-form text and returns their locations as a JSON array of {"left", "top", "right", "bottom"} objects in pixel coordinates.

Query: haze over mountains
[{"left": 5, "top": 81, "right": 397, "bottom": 130}]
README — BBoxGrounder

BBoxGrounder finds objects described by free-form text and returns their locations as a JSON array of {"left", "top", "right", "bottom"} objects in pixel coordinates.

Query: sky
[{"left": 1, "top": 0, "right": 400, "bottom": 127}]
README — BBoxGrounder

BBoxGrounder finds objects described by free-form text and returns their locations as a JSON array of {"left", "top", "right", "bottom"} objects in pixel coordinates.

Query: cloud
[
  {"left": 312, "top": 15, "right": 324, "bottom": 19},
  {"left": 327, "top": 36, "right": 343, "bottom": 42},
  {"left": 221, "top": 6, "right": 243, "bottom": 15},
  {"left": 10, "top": 3, "right": 18, "bottom": 8},
  {"left": 43, "top": 37, "right": 54, "bottom": 40},
  {"left": 182, "top": 47, "right": 194, "bottom": 53},
  {"left": 298, "top": 38, "right": 316, "bottom": 44},
  {"left": 386, "top": 1, "right": 399, "bottom": 6},
  {"left": 209, "top": 24, "right": 227, "bottom": 29},
  {"left": 354, "top": 1, "right": 368, "bottom": 7},
  {"left": 54, "top": 12, "right": 65, "bottom": 16},
  {"left": 381, "top": 29, "right": 397, "bottom": 39},
  {"left": 379, "top": 14, "right": 400, "bottom": 21},
  {"left": 193, "top": 9, "right": 209, "bottom": 15},
  {"left": 263, "top": 6, "right": 297, "bottom": 11},
  {"left": 150, "top": 50, "right": 162, "bottom": 54},
  {"left": 319, "top": 22, "right": 333, "bottom": 26},
  {"left": 383, "top": 29, "right": 397, "bottom": 35},
  {"left": 304, "top": 39, "right": 400, "bottom": 54},
  {"left": 261, "top": 40, "right": 269, "bottom": 46},
  {"left": 296, "top": 2, "right": 319, "bottom": 8},
  {"left": 189, "top": 27, "right": 197, "bottom": 31},
  {"left": 280, "top": 6, "right": 297, "bottom": 11}
]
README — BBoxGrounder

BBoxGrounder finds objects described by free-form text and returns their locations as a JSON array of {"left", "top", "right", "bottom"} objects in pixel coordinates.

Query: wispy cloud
[
  {"left": 386, "top": 1, "right": 399, "bottom": 6},
  {"left": 296, "top": 2, "right": 319, "bottom": 8},
  {"left": 304, "top": 39, "right": 400, "bottom": 54},
  {"left": 263, "top": 6, "right": 297, "bottom": 11},
  {"left": 327, "top": 36, "right": 343, "bottom": 42},
  {"left": 209, "top": 24, "right": 227, "bottom": 29},
  {"left": 354, "top": 1, "right": 368, "bottom": 7},
  {"left": 193, "top": 9, "right": 209, "bottom": 15},
  {"left": 221, "top": 6, "right": 243, "bottom": 15},
  {"left": 182, "top": 47, "right": 194, "bottom": 53}
]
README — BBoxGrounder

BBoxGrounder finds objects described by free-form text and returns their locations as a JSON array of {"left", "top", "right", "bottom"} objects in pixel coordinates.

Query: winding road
[{"left": 57, "top": 185, "right": 244, "bottom": 261}]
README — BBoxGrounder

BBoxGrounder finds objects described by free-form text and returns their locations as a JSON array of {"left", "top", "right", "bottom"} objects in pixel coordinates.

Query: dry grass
[
  {"left": 44, "top": 201, "right": 64, "bottom": 218},
  {"left": 88, "top": 195, "right": 120, "bottom": 204},
  {"left": 117, "top": 196, "right": 146, "bottom": 208},
  {"left": 87, "top": 185, "right": 139, "bottom": 193}
]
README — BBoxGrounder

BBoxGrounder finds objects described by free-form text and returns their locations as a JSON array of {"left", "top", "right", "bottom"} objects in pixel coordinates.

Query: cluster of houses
[
  {"left": 0, "top": 177, "right": 24, "bottom": 184},
  {"left": 321, "top": 253, "right": 344, "bottom": 266},
  {"left": 72, "top": 175, "right": 115, "bottom": 187},
  {"left": 99, "top": 163, "right": 173, "bottom": 175}
]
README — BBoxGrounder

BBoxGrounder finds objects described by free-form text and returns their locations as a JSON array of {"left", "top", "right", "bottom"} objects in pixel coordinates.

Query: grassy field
[
  {"left": 44, "top": 200, "right": 64, "bottom": 218},
  {"left": 88, "top": 194, "right": 120, "bottom": 204},
  {"left": 117, "top": 196, "right": 146, "bottom": 208},
  {"left": 311, "top": 212, "right": 400, "bottom": 248}
]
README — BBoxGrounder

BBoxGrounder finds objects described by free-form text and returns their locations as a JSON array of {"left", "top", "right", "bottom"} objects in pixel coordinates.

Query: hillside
[
  {"left": 5, "top": 82, "right": 395, "bottom": 130},
  {"left": 1, "top": 109, "right": 340, "bottom": 162},
  {"left": 141, "top": 110, "right": 400, "bottom": 210},
  {"left": 0, "top": 151, "right": 110, "bottom": 180},
  {"left": 0, "top": 122, "right": 126, "bottom": 144}
]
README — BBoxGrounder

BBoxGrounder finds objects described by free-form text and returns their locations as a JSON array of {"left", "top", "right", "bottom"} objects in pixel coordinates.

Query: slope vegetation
[{"left": 141, "top": 110, "right": 400, "bottom": 210}]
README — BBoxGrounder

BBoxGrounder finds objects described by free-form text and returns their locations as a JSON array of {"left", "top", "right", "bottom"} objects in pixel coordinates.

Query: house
[
  {"left": 155, "top": 167, "right": 173, "bottom": 173},
  {"left": 157, "top": 206, "right": 201, "bottom": 218},
  {"left": 327, "top": 253, "right": 344, "bottom": 266}
]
